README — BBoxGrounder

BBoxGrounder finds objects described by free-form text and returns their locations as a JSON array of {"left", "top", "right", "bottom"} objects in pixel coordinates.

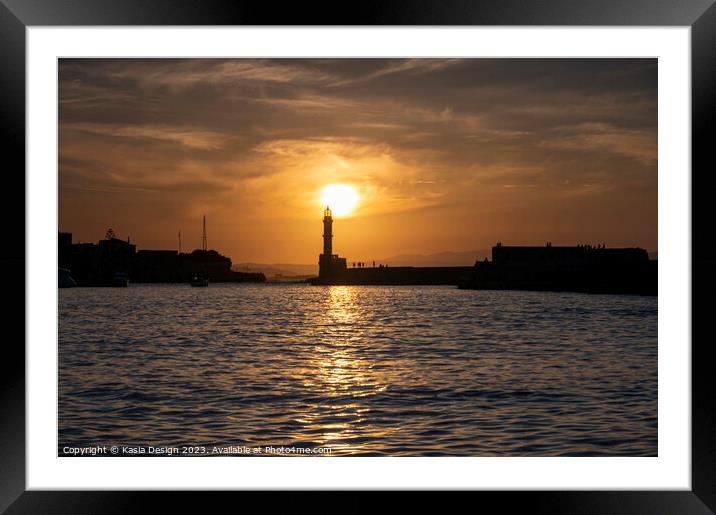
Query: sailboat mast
[
  {"left": 203, "top": 215, "right": 208, "bottom": 278},
  {"left": 202, "top": 215, "right": 207, "bottom": 252}
]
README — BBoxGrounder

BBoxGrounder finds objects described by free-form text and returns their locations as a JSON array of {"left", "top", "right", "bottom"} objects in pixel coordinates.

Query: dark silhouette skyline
[
  {"left": 59, "top": 230, "right": 265, "bottom": 286},
  {"left": 311, "top": 204, "right": 655, "bottom": 293}
]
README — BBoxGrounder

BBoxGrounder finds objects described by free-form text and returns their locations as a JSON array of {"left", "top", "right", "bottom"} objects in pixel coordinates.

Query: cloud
[
  {"left": 542, "top": 123, "right": 657, "bottom": 165},
  {"left": 242, "top": 94, "right": 364, "bottom": 112},
  {"left": 106, "top": 59, "right": 338, "bottom": 89},
  {"left": 61, "top": 122, "right": 231, "bottom": 150},
  {"left": 331, "top": 58, "right": 465, "bottom": 86},
  {"left": 254, "top": 137, "right": 387, "bottom": 159}
]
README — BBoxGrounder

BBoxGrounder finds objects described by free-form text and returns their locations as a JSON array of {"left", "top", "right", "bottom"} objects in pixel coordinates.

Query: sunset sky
[{"left": 59, "top": 58, "right": 657, "bottom": 264}]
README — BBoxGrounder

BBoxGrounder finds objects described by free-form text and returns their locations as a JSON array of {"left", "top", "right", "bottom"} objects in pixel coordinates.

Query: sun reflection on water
[
  {"left": 298, "top": 287, "right": 392, "bottom": 452},
  {"left": 59, "top": 285, "right": 658, "bottom": 456}
]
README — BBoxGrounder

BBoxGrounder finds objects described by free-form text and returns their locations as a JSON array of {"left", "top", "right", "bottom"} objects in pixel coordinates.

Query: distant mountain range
[
  {"left": 235, "top": 250, "right": 490, "bottom": 279},
  {"left": 233, "top": 263, "right": 318, "bottom": 278}
]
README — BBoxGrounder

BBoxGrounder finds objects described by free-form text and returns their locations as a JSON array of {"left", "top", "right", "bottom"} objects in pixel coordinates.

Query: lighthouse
[{"left": 318, "top": 205, "right": 347, "bottom": 282}]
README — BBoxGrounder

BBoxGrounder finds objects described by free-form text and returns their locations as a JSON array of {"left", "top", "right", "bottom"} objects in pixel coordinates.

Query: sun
[{"left": 320, "top": 184, "right": 359, "bottom": 217}]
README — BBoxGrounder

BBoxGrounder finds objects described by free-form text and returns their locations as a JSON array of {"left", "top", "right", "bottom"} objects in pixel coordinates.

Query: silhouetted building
[
  {"left": 57, "top": 230, "right": 265, "bottom": 286},
  {"left": 491, "top": 243, "right": 649, "bottom": 267},
  {"left": 97, "top": 236, "right": 136, "bottom": 284},
  {"left": 180, "top": 249, "right": 231, "bottom": 280},
  {"left": 59, "top": 232, "right": 72, "bottom": 248},
  {"left": 318, "top": 206, "right": 347, "bottom": 281},
  {"left": 133, "top": 249, "right": 179, "bottom": 282},
  {"left": 459, "top": 242, "right": 656, "bottom": 295},
  {"left": 58, "top": 232, "right": 72, "bottom": 269}
]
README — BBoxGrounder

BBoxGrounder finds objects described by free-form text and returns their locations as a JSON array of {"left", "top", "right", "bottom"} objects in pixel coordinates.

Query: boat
[
  {"left": 190, "top": 215, "right": 209, "bottom": 287},
  {"left": 112, "top": 271, "right": 129, "bottom": 287},
  {"left": 190, "top": 276, "right": 209, "bottom": 287},
  {"left": 58, "top": 267, "right": 76, "bottom": 288}
]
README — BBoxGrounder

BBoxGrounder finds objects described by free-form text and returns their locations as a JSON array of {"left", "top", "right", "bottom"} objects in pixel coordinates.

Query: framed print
[{"left": 2, "top": 0, "right": 715, "bottom": 512}]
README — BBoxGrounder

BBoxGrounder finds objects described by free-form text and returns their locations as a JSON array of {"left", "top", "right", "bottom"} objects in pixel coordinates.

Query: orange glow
[{"left": 58, "top": 59, "right": 658, "bottom": 264}]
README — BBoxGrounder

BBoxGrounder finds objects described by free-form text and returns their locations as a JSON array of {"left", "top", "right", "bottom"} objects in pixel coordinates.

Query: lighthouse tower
[
  {"left": 323, "top": 206, "right": 333, "bottom": 256},
  {"left": 318, "top": 206, "right": 347, "bottom": 282}
]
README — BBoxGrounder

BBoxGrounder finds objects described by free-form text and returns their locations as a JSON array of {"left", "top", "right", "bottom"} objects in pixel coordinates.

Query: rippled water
[{"left": 58, "top": 284, "right": 657, "bottom": 456}]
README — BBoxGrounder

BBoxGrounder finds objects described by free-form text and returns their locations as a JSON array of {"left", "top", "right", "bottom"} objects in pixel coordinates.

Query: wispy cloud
[
  {"left": 542, "top": 123, "right": 657, "bottom": 165},
  {"left": 243, "top": 94, "right": 364, "bottom": 111},
  {"left": 61, "top": 122, "right": 231, "bottom": 150},
  {"left": 332, "top": 58, "right": 465, "bottom": 86},
  {"left": 107, "top": 59, "right": 338, "bottom": 89}
]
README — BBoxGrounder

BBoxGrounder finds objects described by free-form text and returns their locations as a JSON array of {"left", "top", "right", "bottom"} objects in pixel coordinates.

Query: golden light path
[{"left": 320, "top": 184, "right": 359, "bottom": 217}]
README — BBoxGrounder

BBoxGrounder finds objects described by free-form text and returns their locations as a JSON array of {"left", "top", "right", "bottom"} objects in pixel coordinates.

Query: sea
[{"left": 58, "top": 284, "right": 657, "bottom": 456}]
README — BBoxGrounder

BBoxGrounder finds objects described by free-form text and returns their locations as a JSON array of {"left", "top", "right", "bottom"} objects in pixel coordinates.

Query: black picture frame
[{"left": 1, "top": 1, "right": 714, "bottom": 512}]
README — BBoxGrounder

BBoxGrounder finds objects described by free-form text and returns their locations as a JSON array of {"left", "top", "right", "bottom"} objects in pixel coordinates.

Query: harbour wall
[{"left": 311, "top": 266, "right": 474, "bottom": 286}]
